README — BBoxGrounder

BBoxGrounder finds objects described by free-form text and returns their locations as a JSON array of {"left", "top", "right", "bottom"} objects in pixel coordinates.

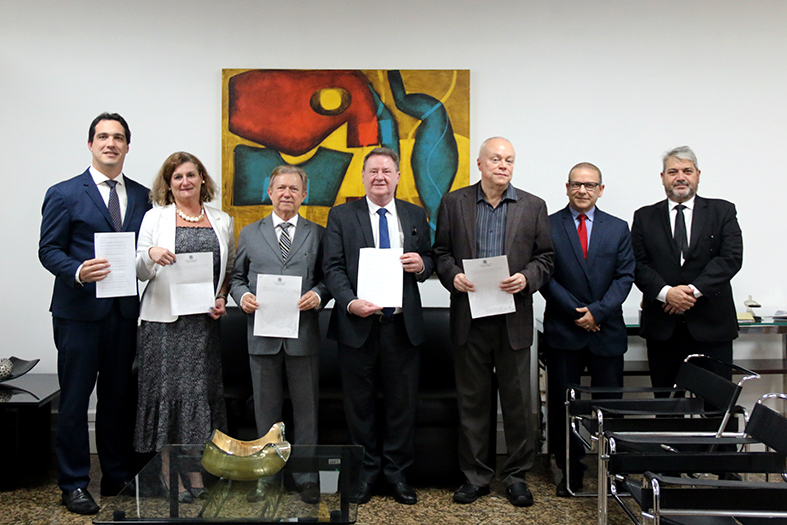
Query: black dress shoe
[
  {"left": 506, "top": 481, "right": 534, "bottom": 507},
  {"left": 297, "top": 482, "right": 320, "bottom": 504},
  {"left": 453, "top": 482, "right": 490, "bottom": 504},
  {"left": 555, "top": 473, "right": 584, "bottom": 497},
  {"left": 391, "top": 482, "right": 417, "bottom": 505},
  {"left": 350, "top": 481, "right": 373, "bottom": 504},
  {"left": 62, "top": 488, "right": 100, "bottom": 515}
]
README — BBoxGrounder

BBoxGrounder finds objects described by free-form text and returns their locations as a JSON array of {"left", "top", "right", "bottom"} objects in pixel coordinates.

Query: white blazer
[{"left": 137, "top": 203, "right": 236, "bottom": 323}]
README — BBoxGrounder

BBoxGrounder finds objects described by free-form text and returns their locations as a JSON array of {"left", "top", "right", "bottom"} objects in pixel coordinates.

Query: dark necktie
[
  {"left": 577, "top": 214, "right": 588, "bottom": 259},
  {"left": 106, "top": 179, "right": 122, "bottom": 231},
  {"left": 279, "top": 222, "right": 292, "bottom": 260},
  {"left": 376, "top": 208, "right": 394, "bottom": 317},
  {"left": 674, "top": 204, "right": 688, "bottom": 261}
]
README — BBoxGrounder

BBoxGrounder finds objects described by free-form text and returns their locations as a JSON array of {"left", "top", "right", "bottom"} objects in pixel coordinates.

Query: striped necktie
[{"left": 279, "top": 222, "right": 292, "bottom": 260}]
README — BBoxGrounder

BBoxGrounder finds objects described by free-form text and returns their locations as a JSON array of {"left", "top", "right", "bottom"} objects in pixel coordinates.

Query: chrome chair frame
[
  {"left": 583, "top": 355, "right": 759, "bottom": 524},
  {"left": 639, "top": 393, "right": 787, "bottom": 525}
]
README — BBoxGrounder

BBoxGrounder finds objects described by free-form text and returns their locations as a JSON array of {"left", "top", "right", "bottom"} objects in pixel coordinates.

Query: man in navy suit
[
  {"left": 323, "top": 147, "right": 434, "bottom": 505},
  {"left": 631, "top": 146, "right": 742, "bottom": 390},
  {"left": 39, "top": 113, "right": 151, "bottom": 514},
  {"left": 540, "top": 162, "right": 635, "bottom": 496}
]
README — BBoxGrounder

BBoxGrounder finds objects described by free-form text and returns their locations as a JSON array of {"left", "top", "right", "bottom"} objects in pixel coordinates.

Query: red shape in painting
[{"left": 228, "top": 70, "right": 379, "bottom": 156}]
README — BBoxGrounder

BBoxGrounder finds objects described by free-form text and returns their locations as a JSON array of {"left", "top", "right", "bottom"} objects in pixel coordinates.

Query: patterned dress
[{"left": 134, "top": 226, "right": 227, "bottom": 452}]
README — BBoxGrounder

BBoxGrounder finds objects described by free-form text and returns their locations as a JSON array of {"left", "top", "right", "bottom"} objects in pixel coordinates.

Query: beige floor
[{"left": 1, "top": 454, "right": 638, "bottom": 525}]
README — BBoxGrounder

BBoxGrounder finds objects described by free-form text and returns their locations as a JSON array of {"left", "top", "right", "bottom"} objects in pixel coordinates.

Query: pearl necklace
[{"left": 176, "top": 207, "right": 205, "bottom": 222}]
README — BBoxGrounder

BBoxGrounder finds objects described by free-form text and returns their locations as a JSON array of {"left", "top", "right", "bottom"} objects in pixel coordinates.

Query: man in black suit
[
  {"left": 323, "top": 147, "right": 434, "bottom": 505},
  {"left": 631, "top": 146, "right": 742, "bottom": 389},
  {"left": 39, "top": 113, "right": 151, "bottom": 514},
  {"left": 540, "top": 162, "right": 635, "bottom": 496},
  {"left": 433, "top": 137, "right": 553, "bottom": 507}
]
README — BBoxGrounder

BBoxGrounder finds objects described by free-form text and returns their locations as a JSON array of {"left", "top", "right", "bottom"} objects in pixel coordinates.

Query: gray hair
[
  {"left": 662, "top": 146, "right": 698, "bottom": 172},
  {"left": 268, "top": 164, "right": 308, "bottom": 189},
  {"left": 568, "top": 162, "right": 602, "bottom": 185}
]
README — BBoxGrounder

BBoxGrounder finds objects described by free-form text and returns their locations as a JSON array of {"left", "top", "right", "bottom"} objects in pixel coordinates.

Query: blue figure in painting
[{"left": 388, "top": 70, "right": 459, "bottom": 240}]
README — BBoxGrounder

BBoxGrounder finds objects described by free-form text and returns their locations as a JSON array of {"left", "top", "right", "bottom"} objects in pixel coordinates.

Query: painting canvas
[{"left": 221, "top": 69, "right": 470, "bottom": 241}]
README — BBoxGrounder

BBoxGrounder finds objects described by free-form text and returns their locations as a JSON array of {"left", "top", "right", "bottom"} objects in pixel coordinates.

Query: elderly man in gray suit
[{"left": 229, "top": 165, "right": 330, "bottom": 503}]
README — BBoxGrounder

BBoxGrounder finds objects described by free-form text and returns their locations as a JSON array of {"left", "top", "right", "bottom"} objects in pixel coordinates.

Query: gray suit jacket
[
  {"left": 229, "top": 214, "right": 330, "bottom": 356},
  {"left": 433, "top": 182, "right": 554, "bottom": 350}
]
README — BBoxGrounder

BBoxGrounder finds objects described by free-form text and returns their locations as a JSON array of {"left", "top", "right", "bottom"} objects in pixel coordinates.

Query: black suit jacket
[
  {"left": 433, "top": 182, "right": 554, "bottom": 350},
  {"left": 323, "top": 198, "right": 434, "bottom": 348},
  {"left": 631, "top": 196, "right": 742, "bottom": 342},
  {"left": 540, "top": 206, "right": 635, "bottom": 356},
  {"left": 39, "top": 169, "right": 151, "bottom": 320}
]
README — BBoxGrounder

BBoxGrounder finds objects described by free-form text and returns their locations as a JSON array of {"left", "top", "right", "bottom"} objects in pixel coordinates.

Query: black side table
[{"left": 0, "top": 373, "right": 60, "bottom": 490}]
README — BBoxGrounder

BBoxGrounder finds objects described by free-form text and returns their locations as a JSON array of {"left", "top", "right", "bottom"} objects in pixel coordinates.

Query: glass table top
[{"left": 94, "top": 444, "right": 363, "bottom": 524}]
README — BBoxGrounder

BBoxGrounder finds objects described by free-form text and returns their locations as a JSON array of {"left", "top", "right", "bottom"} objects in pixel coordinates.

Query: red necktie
[{"left": 578, "top": 214, "right": 588, "bottom": 259}]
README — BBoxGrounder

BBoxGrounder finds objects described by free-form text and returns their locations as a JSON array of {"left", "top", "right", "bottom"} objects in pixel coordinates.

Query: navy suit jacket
[
  {"left": 323, "top": 197, "right": 434, "bottom": 349},
  {"left": 540, "top": 206, "right": 635, "bottom": 356},
  {"left": 39, "top": 169, "right": 151, "bottom": 320},
  {"left": 631, "top": 196, "right": 742, "bottom": 342}
]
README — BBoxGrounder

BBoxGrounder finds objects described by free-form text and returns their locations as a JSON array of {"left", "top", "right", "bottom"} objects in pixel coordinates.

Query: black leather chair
[{"left": 219, "top": 306, "right": 475, "bottom": 487}]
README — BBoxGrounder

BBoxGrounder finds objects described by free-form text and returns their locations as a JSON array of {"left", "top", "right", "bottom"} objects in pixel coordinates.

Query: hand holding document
[
  {"left": 357, "top": 248, "right": 404, "bottom": 307},
  {"left": 462, "top": 255, "right": 516, "bottom": 319},
  {"left": 254, "top": 274, "right": 302, "bottom": 338},
  {"left": 168, "top": 252, "right": 215, "bottom": 316},
  {"left": 94, "top": 232, "right": 137, "bottom": 298}
]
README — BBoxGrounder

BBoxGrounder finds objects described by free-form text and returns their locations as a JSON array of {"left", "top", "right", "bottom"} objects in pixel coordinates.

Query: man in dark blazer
[
  {"left": 433, "top": 137, "right": 553, "bottom": 508},
  {"left": 323, "top": 147, "right": 434, "bottom": 505},
  {"left": 229, "top": 165, "right": 329, "bottom": 503},
  {"left": 631, "top": 146, "right": 742, "bottom": 390},
  {"left": 39, "top": 113, "right": 151, "bottom": 514},
  {"left": 540, "top": 162, "right": 635, "bottom": 497}
]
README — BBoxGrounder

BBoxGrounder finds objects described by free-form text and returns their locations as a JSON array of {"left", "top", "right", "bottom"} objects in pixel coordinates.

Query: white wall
[{"left": 2, "top": 0, "right": 786, "bottom": 379}]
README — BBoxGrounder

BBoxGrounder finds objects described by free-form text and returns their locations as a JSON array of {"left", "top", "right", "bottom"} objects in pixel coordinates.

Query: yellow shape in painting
[{"left": 320, "top": 89, "right": 344, "bottom": 112}]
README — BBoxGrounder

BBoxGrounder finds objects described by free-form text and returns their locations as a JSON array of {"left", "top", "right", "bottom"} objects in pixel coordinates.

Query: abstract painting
[{"left": 222, "top": 69, "right": 470, "bottom": 241}]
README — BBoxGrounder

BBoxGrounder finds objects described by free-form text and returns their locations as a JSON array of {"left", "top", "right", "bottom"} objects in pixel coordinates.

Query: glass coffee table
[{"left": 95, "top": 444, "right": 363, "bottom": 524}]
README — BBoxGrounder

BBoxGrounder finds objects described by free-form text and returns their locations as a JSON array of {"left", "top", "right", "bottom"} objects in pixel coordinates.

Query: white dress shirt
[
  {"left": 271, "top": 211, "right": 299, "bottom": 242},
  {"left": 366, "top": 196, "right": 403, "bottom": 249},
  {"left": 90, "top": 166, "right": 128, "bottom": 220},
  {"left": 76, "top": 167, "right": 129, "bottom": 284},
  {"left": 657, "top": 196, "right": 702, "bottom": 302}
]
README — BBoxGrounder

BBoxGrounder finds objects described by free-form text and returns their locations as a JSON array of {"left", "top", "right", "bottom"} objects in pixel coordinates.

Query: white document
[
  {"left": 254, "top": 274, "right": 302, "bottom": 338},
  {"left": 168, "top": 252, "right": 215, "bottom": 316},
  {"left": 357, "top": 248, "right": 403, "bottom": 308},
  {"left": 463, "top": 255, "right": 516, "bottom": 319},
  {"left": 94, "top": 232, "right": 137, "bottom": 298}
]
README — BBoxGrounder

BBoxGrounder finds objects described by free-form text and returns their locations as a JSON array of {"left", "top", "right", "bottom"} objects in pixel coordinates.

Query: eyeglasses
[{"left": 568, "top": 181, "right": 600, "bottom": 190}]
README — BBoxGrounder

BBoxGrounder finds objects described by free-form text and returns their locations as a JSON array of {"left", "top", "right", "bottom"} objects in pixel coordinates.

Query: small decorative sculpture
[
  {"left": 744, "top": 295, "right": 761, "bottom": 320},
  {"left": 0, "top": 357, "right": 39, "bottom": 383},
  {"left": 201, "top": 422, "right": 291, "bottom": 481},
  {"left": 0, "top": 359, "right": 12, "bottom": 381}
]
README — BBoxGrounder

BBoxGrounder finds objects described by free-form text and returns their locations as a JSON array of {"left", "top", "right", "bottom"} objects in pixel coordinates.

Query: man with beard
[{"left": 631, "top": 146, "right": 742, "bottom": 389}]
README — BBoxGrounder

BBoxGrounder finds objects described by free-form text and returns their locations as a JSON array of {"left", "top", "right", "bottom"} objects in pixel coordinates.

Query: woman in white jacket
[{"left": 134, "top": 152, "right": 235, "bottom": 502}]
